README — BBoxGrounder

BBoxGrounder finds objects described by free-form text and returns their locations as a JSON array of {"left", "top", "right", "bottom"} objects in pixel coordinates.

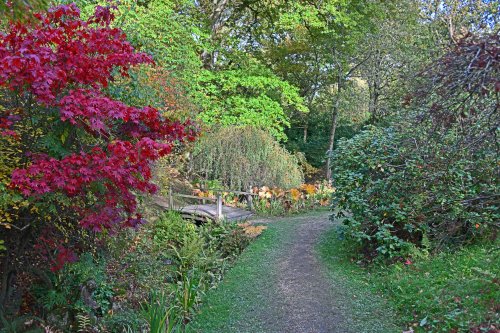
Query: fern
[
  {"left": 0, "top": 312, "right": 43, "bottom": 333},
  {"left": 76, "top": 314, "right": 91, "bottom": 332}
]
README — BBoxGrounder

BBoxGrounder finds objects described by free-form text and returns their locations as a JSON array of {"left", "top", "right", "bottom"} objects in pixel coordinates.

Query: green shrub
[
  {"left": 153, "top": 212, "right": 198, "bottom": 249},
  {"left": 332, "top": 33, "right": 499, "bottom": 261},
  {"left": 332, "top": 124, "right": 498, "bottom": 260},
  {"left": 0, "top": 313, "right": 42, "bottom": 333},
  {"left": 31, "top": 253, "right": 113, "bottom": 330},
  {"left": 199, "top": 222, "right": 251, "bottom": 258},
  {"left": 102, "top": 309, "right": 146, "bottom": 333},
  {"left": 218, "top": 226, "right": 251, "bottom": 258}
]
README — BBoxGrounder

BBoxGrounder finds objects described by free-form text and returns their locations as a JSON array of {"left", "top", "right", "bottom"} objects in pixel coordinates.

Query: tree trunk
[
  {"left": 201, "top": 0, "right": 229, "bottom": 69},
  {"left": 368, "top": 51, "right": 382, "bottom": 121},
  {"left": 303, "top": 123, "right": 308, "bottom": 143},
  {"left": 325, "top": 109, "right": 338, "bottom": 180},
  {"left": 326, "top": 67, "right": 343, "bottom": 180},
  {"left": 369, "top": 80, "right": 380, "bottom": 121},
  {"left": 368, "top": 80, "right": 375, "bottom": 116},
  {"left": 372, "top": 87, "right": 380, "bottom": 120}
]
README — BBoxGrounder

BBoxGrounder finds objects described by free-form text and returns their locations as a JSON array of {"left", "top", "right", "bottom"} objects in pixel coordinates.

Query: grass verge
[
  {"left": 185, "top": 215, "right": 293, "bottom": 333},
  {"left": 319, "top": 227, "right": 500, "bottom": 332}
]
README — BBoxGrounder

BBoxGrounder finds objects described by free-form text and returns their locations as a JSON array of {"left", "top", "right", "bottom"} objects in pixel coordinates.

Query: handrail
[
  {"left": 210, "top": 189, "right": 258, "bottom": 196},
  {"left": 167, "top": 186, "right": 255, "bottom": 220},
  {"left": 172, "top": 193, "right": 217, "bottom": 201}
]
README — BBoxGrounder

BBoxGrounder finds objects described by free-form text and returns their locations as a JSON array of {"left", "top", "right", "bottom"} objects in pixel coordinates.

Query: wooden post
[
  {"left": 201, "top": 182, "right": 206, "bottom": 205},
  {"left": 246, "top": 185, "right": 254, "bottom": 211},
  {"left": 168, "top": 187, "right": 174, "bottom": 210},
  {"left": 216, "top": 193, "right": 223, "bottom": 221}
]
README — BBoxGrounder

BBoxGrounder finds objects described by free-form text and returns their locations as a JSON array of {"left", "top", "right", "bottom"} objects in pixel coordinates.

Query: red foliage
[
  {"left": 0, "top": 4, "right": 197, "bottom": 232},
  {"left": 33, "top": 234, "right": 79, "bottom": 272},
  {"left": 0, "top": 4, "right": 150, "bottom": 104}
]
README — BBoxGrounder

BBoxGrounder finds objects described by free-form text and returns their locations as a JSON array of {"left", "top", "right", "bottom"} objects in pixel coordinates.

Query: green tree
[
  {"left": 264, "top": 0, "right": 380, "bottom": 179},
  {"left": 195, "top": 58, "right": 307, "bottom": 141}
]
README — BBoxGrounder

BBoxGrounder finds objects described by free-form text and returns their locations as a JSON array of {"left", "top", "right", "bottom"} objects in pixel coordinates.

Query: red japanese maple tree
[{"left": 0, "top": 4, "right": 196, "bottom": 232}]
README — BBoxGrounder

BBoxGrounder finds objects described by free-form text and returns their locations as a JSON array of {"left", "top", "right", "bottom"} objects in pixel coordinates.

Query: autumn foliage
[{"left": 0, "top": 4, "right": 196, "bottom": 232}]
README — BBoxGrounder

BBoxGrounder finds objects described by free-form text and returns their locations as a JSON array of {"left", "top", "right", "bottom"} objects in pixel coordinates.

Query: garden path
[
  {"left": 188, "top": 211, "right": 399, "bottom": 333},
  {"left": 249, "top": 212, "right": 348, "bottom": 332}
]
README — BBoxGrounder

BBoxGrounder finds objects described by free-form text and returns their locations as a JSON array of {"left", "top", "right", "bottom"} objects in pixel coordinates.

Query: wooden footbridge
[{"left": 153, "top": 188, "right": 257, "bottom": 223}]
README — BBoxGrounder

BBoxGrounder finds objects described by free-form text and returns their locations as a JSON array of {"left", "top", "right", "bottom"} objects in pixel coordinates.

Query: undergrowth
[{"left": 319, "top": 226, "right": 500, "bottom": 332}]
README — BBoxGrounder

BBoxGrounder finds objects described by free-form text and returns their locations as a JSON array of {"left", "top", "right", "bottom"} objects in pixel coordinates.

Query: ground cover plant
[
  {"left": 193, "top": 182, "right": 334, "bottom": 216},
  {"left": 319, "top": 227, "right": 500, "bottom": 332},
  {"left": 1, "top": 206, "right": 256, "bottom": 331}
]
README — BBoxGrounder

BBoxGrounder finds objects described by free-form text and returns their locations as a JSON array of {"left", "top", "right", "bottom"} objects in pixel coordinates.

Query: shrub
[
  {"left": 153, "top": 212, "right": 198, "bottom": 249},
  {"left": 217, "top": 226, "right": 251, "bottom": 258},
  {"left": 0, "top": 4, "right": 195, "bottom": 234},
  {"left": 332, "top": 33, "right": 499, "bottom": 260},
  {"left": 192, "top": 126, "right": 303, "bottom": 190},
  {"left": 0, "top": 3, "right": 196, "bottom": 313},
  {"left": 32, "top": 253, "right": 113, "bottom": 330},
  {"left": 333, "top": 125, "right": 498, "bottom": 259},
  {"left": 101, "top": 309, "right": 146, "bottom": 333}
]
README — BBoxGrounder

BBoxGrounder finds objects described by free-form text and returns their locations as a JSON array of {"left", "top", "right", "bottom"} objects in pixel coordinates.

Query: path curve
[{"left": 188, "top": 211, "right": 399, "bottom": 333}]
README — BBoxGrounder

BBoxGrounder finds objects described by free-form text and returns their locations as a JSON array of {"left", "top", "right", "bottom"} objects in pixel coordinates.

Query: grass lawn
[{"left": 319, "top": 227, "right": 500, "bottom": 332}]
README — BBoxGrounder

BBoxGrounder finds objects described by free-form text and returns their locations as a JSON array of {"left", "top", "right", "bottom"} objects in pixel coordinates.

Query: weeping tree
[{"left": 192, "top": 126, "right": 303, "bottom": 190}]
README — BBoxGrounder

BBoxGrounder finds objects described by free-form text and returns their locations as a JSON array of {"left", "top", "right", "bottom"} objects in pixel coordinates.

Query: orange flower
[
  {"left": 290, "top": 188, "right": 301, "bottom": 201},
  {"left": 258, "top": 186, "right": 271, "bottom": 198},
  {"left": 302, "top": 184, "right": 317, "bottom": 195}
]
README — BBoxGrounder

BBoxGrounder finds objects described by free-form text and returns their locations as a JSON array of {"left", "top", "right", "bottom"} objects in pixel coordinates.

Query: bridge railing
[{"left": 167, "top": 187, "right": 257, "bottom": 220}]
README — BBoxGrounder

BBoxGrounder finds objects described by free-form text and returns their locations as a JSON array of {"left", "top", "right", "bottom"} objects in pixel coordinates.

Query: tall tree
[
  {"left": 272, "top": 1, "right": 379, "bottom": 179},
  {"left": 420, "top": 0, "right": 499, "bottom": 45},
  {"left": 360, "top": 0, "right": 425, "bottom": 121},
  {"left": 248, "top": 0, "right": 382, "bottom": 177}
]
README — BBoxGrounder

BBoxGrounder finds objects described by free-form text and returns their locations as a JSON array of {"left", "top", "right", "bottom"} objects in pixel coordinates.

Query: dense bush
[
  {"left": 192, "top": 126, "right": 303, "bottom": 190},
  {"left": 0, "top": 3, "right": 195, "bottom": 326},
  {"left": 332, "top": 33, "right": 499, "bottom": 260},
  {"left": 32, "top": 253, "right": 113, "bottom": 329},
  {"left": 153, "top": 211, "right": 198, "bottom": 249}
]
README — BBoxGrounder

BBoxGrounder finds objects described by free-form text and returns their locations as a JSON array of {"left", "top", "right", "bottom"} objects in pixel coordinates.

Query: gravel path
[{"left": 267, "top": 215, "right": 347, "bottom": 332}]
